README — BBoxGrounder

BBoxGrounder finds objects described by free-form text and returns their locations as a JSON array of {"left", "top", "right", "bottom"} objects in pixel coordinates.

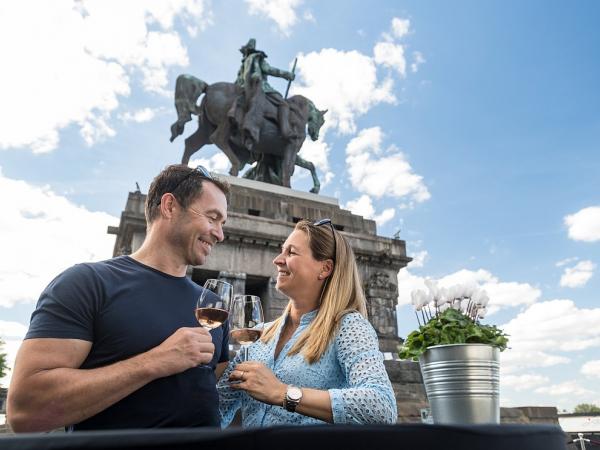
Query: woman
[{"left": 218, "top": 219, "right": 397, "bottom": 427}]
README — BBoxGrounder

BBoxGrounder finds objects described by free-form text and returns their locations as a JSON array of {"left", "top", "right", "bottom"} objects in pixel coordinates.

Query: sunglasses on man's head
[
  {"left": 313, "top": 218, "right": 337, "bottom": 262},
  {"left": 157, "top": 165, "right": 213, "bottom": 206}
]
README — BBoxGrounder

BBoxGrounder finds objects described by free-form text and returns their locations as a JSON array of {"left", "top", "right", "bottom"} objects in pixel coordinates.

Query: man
[
  {"left": 7, "top": 164, "right": 230, "bottom": 431},
  {"left": 229, "top": 38, "right": 295, "bottom": 146}
]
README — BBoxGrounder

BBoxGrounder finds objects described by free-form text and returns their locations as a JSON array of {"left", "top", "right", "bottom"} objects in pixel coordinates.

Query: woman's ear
[{"left": 320, "top": 259, "right": 334, "bottom": 279}]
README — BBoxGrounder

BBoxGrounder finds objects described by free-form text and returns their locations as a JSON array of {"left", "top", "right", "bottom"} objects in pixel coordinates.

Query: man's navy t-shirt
[{"left": 26, "top": 256, "right": 229, "bottom": 430}]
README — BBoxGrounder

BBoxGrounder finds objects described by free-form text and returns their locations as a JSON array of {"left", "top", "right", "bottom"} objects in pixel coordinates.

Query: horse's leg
[
  {"left": 210, "top": 121, "right": 242, "bottom": 176},
  {"left": 181, "top": 123, "right": 211, "bottom": 164},
  {"left": 280, "top": 141, "right": 298, "bottom": 188},
  {"left": 295, "top": 155, "right": 320, "bottom": 194}
]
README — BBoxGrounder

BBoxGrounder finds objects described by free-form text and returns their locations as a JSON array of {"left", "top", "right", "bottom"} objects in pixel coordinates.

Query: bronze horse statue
[{"left": 170, "top": 74, "right": 327, "bottom": 193}]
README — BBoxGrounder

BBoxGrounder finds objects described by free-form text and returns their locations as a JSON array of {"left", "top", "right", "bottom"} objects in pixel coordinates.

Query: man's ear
[{"left": 159, "top": 193, "right": 177, "bottom": 219}]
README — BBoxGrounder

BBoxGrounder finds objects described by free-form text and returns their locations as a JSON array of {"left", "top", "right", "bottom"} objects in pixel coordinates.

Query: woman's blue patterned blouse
[{"left": 218, "top": 309, "right": 397, "bottom": 427}]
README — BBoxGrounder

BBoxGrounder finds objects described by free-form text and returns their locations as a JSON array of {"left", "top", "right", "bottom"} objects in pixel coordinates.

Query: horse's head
[{"left": 307, "top": 104, "right": 327, "bottom": 141}]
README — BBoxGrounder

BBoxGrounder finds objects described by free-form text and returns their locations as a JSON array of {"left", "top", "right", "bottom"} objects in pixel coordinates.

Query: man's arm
[
  {"left": 7, "top": 327, "right": 215, "bottom": 432},
  {"left": 260, "top": 59, "right": 294, "bottom": 81}
]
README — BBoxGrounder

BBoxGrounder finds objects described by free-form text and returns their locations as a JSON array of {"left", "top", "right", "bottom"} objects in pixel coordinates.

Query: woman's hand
[{"left": 228, "top": 361, "right": 287, "bottom": 406}]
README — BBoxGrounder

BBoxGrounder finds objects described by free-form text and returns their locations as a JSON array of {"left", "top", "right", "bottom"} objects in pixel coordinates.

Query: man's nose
[{"left": 213, "top": 223, "right": 225, "bottom": 242}]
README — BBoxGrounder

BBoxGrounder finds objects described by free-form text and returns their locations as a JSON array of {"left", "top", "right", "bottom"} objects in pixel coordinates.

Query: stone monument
[{"left": 109, "top": 175, "right": 410, "bottom": 354}]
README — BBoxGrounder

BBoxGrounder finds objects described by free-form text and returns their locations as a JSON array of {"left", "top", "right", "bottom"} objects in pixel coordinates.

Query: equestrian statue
[{"left": 169, "top": 38, "right": 327, "bottom": 193}]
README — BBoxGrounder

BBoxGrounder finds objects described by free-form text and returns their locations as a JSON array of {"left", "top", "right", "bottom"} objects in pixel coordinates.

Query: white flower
[
  {"left": 477, "top": 306, "right": 488, "bottom": 319},
  {"left": 424, "top": 278, "right": 439, "bottom": 297},
  {"left": 411, "top": 290, "right": 419, "bottom": 306},
  {"left": 462, "top": 282, "right": 477, "bottom": 299},
  {"left": 411, "top": 289, "right": 430, "bottom": 309},
  {"left": 460, "top": 298, "right": 470, "bottom": 312},
  {"left": 471, "top": 289, "right": 483, "bottom": 305},
  {"left": 479, "top": 291, "right": 490, "bottom": 307},
  {"left": 435, "top": 294, "right": 449, "bottom": 307}
]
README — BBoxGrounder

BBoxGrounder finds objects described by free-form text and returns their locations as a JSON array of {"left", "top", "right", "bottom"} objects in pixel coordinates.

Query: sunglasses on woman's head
[{"left": 313, "top": 218, "right": 337, "bottom": 262}]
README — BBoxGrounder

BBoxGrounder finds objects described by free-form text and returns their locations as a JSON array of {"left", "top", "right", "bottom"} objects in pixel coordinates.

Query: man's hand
[
  {"left": 147, "top": 327, "right": 215, "bottom": 378},
  {"left": 287, "top": 72, "right": 296, "bottom": 81}
]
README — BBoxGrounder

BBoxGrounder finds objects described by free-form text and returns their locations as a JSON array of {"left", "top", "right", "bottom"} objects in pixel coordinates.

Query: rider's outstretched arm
[{"left": 260, "top": 60, "right": 294, "bottom": 81}]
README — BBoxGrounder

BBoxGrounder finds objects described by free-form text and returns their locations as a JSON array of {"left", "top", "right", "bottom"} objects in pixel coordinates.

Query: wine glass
[
  {"left": 195, "top": 279, "right": 233, "bottom": 330},
  {"left": 229, "top": 295, "right": 264, "bottom": 361}
]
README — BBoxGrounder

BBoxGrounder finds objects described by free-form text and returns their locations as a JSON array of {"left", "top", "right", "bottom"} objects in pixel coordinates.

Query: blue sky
[{"left": 1, "top": 0, "right": 599, "bottom": 412}]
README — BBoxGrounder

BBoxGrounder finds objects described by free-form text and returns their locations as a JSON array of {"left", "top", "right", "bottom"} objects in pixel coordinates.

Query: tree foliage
[
  {"left": 574, "top": 403, "right": 600, "bottom": 413},
  {"left": 0, "top": 338, "right": 8, "bottom": 381}
]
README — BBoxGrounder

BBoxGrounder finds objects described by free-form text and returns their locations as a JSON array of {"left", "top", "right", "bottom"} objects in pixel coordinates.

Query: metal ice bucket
[{"left": 419, "top": 344, "right": 500, "bottom": 424}]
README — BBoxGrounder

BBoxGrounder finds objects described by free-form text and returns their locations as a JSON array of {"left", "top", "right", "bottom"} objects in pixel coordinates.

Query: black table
[{"left": 0, "top": 424, "right": 567, "bottom": 450}]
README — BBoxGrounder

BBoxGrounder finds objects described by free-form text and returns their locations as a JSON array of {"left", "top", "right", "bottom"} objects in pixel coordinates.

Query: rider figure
[{"left": 228, "top": 39, "right": 295, "bottom": 144}]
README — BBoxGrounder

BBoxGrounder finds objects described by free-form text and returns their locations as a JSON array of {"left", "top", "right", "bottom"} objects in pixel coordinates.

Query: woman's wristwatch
[{"left": 283, "top": 385, "right": 303, "bottom": 412}]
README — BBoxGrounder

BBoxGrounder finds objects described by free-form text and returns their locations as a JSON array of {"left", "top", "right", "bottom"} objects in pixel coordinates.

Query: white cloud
[
  {"left": 119, "top": 108, "right": 161, "bottom": 123},
  {"left": 411, "top": 51, "right": 426, "bottom": 73},
  {"left": 245, "top": 0, "right": 304, "bottom": 36},
  {"left": 293, "top": 50, "right": 396, "bottom": 135},
  {"left": 500, "top": 350, "right": 570, "bottom": 373},
  {"left": 292, "top": 102, "right": 335, "bottom": 190},
  {"left": 302, "top": 10, "right": 315, "bottom": 23},
  {"left": 556, "top": 257, "right": 579, "bottom": 267},
  {"left": 535, "top": 381, "right": 594, "bottom": 397},
  {"left": 397, "top": 268, "right": 428, "bottom": 305},
  {"left": 391, "top": 17, "right": 411, "bottom": 39},
  {"left": 502, "top": 374, "right": 550, "bottom": 391},
  {"left": 345, "top": 127, "right": 430, "bottom": 204},
  {"left": 397, "top": 267, "right": 541, "bottom": 316},
  {"left": 0, "top": 320, "right": 28, "bottom": 387},
  {"left": 0, "top": 321, "right": 28, "bottom": 339},
  {"left": 298, "top": 135, "right": 331, "bottom": 173},
  {"left": 565, "top": 206, "right": 600, "bottom": 242},
  {"left": 80, "top": 114, "right": 117, "bottom": 146},
  {"left": 291, "top": 20, "right": 423, "bottom": 176},
  {"left": 373, "top": 42, "right": 406, "bottom": 77},
  {"left": 408, "top": 250, "right": 428, "bottom": 269},
  {"left": 189, "top": 152, "right": 231, "bottom": 174},
  {"left": 501, "top": 300, "right": 600, "bottom": 373},
  {"left": 344, "top": 195, "right": 395, "bottom": 227},
  {"left": 0, "top": 0, "right": 211, "bottom": 152},
  {"left": 0, "top": 168, "right": 117, "bottom": 308},
  {"left": 560, "top": 260, "right": 595, "bottom": 288},
  {"left": 581, "top": 360, "right": 600, "bottom": 379}
]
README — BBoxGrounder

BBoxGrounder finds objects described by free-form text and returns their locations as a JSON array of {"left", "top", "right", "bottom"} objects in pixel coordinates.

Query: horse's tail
[{"left": 170, "top": 74, "right": 209, "bottom": 142}]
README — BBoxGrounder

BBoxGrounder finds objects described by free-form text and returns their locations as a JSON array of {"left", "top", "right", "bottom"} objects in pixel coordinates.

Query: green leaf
[{"left": 398, "top": 308, "right": 509, "bottom": 361}]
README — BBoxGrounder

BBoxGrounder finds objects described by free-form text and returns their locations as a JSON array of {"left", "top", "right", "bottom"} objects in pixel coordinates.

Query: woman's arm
[
  {"left": 328, "top": 313, "right": 398, "bottom": 424},
  {"left": 229, "top": 362, "right": 333, "bottom": 422},
  {"left": 227, "top": 314, "right": 397, "bottom": 425}
]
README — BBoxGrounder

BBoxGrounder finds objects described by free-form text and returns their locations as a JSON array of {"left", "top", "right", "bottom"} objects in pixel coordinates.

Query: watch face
[{"left": 288, "top": 386, "right": 302, "bottom": 401}]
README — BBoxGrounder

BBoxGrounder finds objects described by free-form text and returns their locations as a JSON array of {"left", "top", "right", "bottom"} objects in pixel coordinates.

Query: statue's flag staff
[{"left": 284, "top": 57, "right": 298, "bottom": 99}]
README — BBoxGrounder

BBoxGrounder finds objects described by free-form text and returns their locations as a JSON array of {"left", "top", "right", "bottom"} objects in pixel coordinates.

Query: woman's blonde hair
[{"left": 261, "top": 219, "right": 367, "bottom": 364}]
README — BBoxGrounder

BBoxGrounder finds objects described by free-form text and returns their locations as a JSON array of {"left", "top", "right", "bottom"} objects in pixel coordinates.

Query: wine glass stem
[{"left": 242, "top": 345, "right": 249, "bottom": 361}]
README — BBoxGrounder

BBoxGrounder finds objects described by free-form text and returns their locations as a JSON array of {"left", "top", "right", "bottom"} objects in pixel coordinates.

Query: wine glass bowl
[
  {"left": 195, "top": 279, "right": 233, "bottom": 330},
  {"left": 229, "top": 295, "right": 264, "bottom": 360}
]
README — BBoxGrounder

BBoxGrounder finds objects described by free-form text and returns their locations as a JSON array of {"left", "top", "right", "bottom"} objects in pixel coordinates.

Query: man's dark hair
[{"left": 145, "top": 164, "right": 230, "bottom": 224}]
